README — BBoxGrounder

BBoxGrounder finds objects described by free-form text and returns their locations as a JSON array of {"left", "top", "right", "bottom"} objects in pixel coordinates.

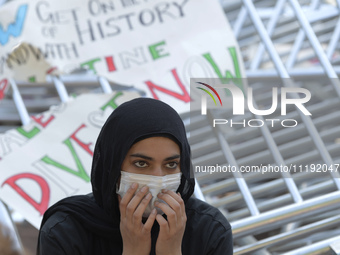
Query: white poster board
[
  {"left": 0, "top": 0, "right": 245, "bottom": 112},
  {"left": 0, "top": 91, "right": 139, "bottom": 228}
]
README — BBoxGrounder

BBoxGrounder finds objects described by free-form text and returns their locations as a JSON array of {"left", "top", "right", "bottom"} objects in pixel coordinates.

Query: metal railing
[{"left": 188, "top": 0, "right": 340, "bottom": 253}]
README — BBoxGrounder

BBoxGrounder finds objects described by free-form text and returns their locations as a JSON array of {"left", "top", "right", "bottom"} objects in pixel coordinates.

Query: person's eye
[
  {"left": 165, "top": 162, "right": 178, "bottom": 169},
  {"left": 134, "top": 161, "right": 148, "bottom": 168}
]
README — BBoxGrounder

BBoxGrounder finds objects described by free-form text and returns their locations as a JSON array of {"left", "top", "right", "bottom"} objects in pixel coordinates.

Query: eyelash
[
  {"left": 166, "top": 162, "right": 179, "bottom": 169},
  {"left": 133, "top": 161, "right": 179, "bottom": 169},
  {"left": 134, "top": 161, "right": 148, "bottom": 168}
]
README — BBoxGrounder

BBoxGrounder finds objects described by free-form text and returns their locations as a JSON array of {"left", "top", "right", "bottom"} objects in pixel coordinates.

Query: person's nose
[{"left": 152, "top": 165, "right": 166, "bottom": 176}]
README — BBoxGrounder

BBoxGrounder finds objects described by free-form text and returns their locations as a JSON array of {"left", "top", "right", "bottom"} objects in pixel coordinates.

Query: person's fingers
[
  {"left": 156, "top": 213, "right": 170, "bottom": 234},
  {"left": 125, "top": 186, "right": 149, "bottom": 221},
  {"left": 168, "top": 190, "right": 184, "bottom": 204},
  {"left": 143, "top": 208, "right": 157, "bottom": 233},
  {"left": 163, "top": 190, "right": 184, "bottom": 209},
  {"left": 133, "top": 192, "right": 152, "bottom": 223},
  {"left": 157, "top": 191, "right": 182, "bottom": 216},
  {"left": 154, "top": 201, "right": 177, "bottom": 231},
  {"left": 119, "top": 183, "right": 138, "bottom": 217}
]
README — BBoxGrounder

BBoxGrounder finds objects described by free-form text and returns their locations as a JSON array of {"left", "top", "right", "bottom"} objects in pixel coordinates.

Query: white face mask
[{"left": 117, "top": 171, "right": 182, "bottom": 217}]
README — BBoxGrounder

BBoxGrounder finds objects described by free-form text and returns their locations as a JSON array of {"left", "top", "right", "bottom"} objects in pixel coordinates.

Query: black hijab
[{"left": 38, "top": 98, "right": 195, "bottom": 251}]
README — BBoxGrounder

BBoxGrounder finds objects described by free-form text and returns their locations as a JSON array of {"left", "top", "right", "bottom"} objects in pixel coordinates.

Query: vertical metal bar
[
  {"left": 52, "top": 76, "right": 69, "bottom": 102},
  {"left": 310, "top": 0, "right": 320, "bottom": 10},
  {"left": 285, "top": 0, "right": 320, "bottom": 69},
  {"left": 98, "top": 77, "right": 113, "bottom": 93},
  {"left": 288, "top": 0, "right": 340, "bottom": 96},
  {"left": 285, "top": 29, "right": 306, "bottom": 69},
  {"left": 242, "top": 0, "right": 288, "bottom": 79},
  {"left": 242, "top": 0, "right": 340, "bottom": 189},
  {"left": 250, "top": 0, "right": 287, "bottom": 70},
  {"left": 9, "top": 79, "right": 30, "bottom": 126},
  {"left": 0, "top": 202, "right": 24, "bottom": 254},
  {"left": 326, "top": 18, "right": 340, "bottom": 61},
  {"left": 233, "top": 7, "right": 247, "bottom": 38}
]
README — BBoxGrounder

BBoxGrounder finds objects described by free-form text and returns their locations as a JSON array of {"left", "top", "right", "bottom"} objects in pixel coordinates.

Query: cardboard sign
[{"left": 0, "top": 91, "right": 140, "bottom": 228}]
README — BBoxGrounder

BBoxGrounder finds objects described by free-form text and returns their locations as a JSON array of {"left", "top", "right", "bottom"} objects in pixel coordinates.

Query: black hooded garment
[{"left": 37, "top": 98, "right": 233, "bottom": 255}]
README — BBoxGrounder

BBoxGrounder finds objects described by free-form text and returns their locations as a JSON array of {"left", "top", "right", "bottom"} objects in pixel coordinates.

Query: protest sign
[
  {"left": 0, "top": 0, "right": 245, "bottom": 112},
  {"left": 0, "top": 91, "right": 140, "bottom": 228}
]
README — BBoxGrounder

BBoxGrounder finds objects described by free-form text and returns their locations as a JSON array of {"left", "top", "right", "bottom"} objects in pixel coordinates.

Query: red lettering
[
  {"left": 0, "top": 79, "right": 9, "bottom": 100},
  {"left": 105, "top": 56, "right": 117, "bottom": 72},
  {"left": 32, "top": 114, "right": 55, "bottom": 128},
  {"left": 46, "top": 67, "right": 57, "bottom": 74},
  {"left": 2, "top": 173, "right": 50, "bottom": 215},
  {"left": 70, "top": 124, "right": 93, "bottom": 156},
  {"left": 145, "top": 69, "right": 190, "bottom": 103}
]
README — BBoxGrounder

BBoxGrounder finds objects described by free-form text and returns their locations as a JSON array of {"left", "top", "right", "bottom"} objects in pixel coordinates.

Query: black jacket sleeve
[
  {"left": 38, "top": 229, "right": 67, "bottom": 255},
  {"left": 206, "top": 226, "right": 233, "bottom": 255},
  {"left": 183, "top": 198, "right": 233, "bottom": 255},
  {"left": 37, "top": 212, "right": 87, "bottom": 255}
]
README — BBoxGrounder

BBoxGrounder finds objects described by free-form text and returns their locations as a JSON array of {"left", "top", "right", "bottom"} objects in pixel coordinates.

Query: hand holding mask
[{"left": 117, "top": 171, "right": 182, "bottom": 217}]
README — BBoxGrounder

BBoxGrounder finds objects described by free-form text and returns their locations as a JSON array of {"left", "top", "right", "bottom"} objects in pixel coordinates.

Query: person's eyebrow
[
  {"left": 130, "top": 154, "right": 180, "bottom": 161},
  {"left": 130, "top": 153, "right": 153, "bottom": 161},
  {"left": 164, "top": 154, "right": 180, "bottom": 161}
]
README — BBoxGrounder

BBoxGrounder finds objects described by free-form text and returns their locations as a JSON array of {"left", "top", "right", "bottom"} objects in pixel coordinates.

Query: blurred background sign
[{"left": 0, "top": 0, "right": 244, "bottom": 113}]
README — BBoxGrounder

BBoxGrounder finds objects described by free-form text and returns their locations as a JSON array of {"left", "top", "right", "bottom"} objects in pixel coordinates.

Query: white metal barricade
[{"left": 190, "top": 0, "right": 340, "bottom": 254}]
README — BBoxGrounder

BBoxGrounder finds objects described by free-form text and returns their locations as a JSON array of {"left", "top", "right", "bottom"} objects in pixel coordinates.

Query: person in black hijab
[{"left": 37, "top": 98, "right": 233, "bottom": 255}]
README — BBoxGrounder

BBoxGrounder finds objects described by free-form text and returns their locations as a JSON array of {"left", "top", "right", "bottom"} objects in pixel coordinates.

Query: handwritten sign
[
  {"left": 0, "top": 0, "right": 245, "bottom": 112},
  {"left": 0, "top": 91, "right": 140, "bottom": 228}
]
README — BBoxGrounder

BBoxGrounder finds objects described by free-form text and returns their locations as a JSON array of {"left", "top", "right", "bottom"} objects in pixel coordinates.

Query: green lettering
[
  {"left": 17, "top": 126, "right": 40, "bottom": 139},
  {"left": 28, "top": 76, "right": 36, "bottom": 83},
  {"left": 81, "top": 58, "right": 101, "bottom": 74},
  {"left": 203, "top": 47, "right": 244, "bottom": 94},
  {"left": 149, "top": 41, "right": 170, "bottom": 60},
  {"left": 101, "top": 91, "right": 124, "bottom": 111},
  {"left": 41, "top": 138, "right": 90, "bottom": 182}
]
